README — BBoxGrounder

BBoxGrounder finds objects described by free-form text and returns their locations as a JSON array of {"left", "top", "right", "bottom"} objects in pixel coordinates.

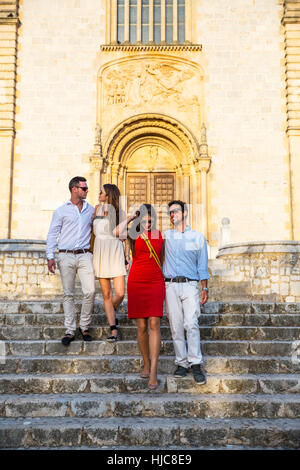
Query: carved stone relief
[
  {"left": 126, "top": 145, "right": 177, "bottom": 171},
  {"left": 102, "top": 61, "right": 201, "bottom": 112}
]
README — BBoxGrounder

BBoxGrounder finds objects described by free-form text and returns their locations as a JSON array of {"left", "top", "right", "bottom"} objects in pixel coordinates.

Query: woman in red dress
[{"left": 126, "top": 204, "right": 165, "bottom": 390}]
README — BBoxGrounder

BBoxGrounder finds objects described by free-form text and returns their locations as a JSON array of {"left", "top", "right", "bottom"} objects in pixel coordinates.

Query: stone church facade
[{"left": 1, "top": 0, "right": 300, "bottom": 300}]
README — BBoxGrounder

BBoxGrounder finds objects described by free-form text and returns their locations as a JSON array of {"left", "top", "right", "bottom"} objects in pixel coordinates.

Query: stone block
[
  {"left": 2, "top": 273, "right": 11, "bottom": 283},
  {"left": 290, "top": 281, "right": 300, "bottom": 296},
  {"left": 271, "top": 283, "right": 280, "bottom": 294},
  {"left": 28, "top": 275, "right": 37, "bottom": 284},
  {"left": 280, "top": 283, "right": 290, "bottom": 296},
  {"left": 17, "top": 266, "right": 27, "bottom": 277}
]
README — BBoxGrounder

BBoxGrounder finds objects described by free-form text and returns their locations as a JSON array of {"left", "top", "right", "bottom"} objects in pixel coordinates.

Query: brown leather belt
[
  {"left": 164, "top": 277, "right": 198, "bottom": 283},
  {"left": 59, "top": 249, "right": 88, "bottom": 254}
]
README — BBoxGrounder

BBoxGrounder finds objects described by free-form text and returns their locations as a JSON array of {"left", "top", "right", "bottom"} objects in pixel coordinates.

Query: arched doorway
[
  {"left": 124, "top": 137, "right": 177, "bottom": 231},
  {"left": 93, "top": 114, "right": 211, "bottom": 235}
]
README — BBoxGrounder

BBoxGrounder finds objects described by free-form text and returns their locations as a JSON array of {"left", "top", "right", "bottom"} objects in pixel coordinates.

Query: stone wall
[
  {"left": 1, "top": 239, "right": 300, "bottom": 302},
  {"left": 215, "top": 241, "right": 300, "bottom": 302},
  {"left": 0, "top": 239, "right": 62, "bottom": 299}
]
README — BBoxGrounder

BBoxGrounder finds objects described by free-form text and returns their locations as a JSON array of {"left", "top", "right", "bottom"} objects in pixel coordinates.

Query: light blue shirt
[
  {"left": 46, "top": 200, "right": 95, "bottom": 260},
  {"left": 163, "top": 226, "right": 209, "bottom": 281}
]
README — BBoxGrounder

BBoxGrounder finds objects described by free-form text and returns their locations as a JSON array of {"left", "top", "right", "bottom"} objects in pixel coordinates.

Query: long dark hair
[
  {"left": 128, "top": 204, "right": 157, "bottom": 257},
  {"left": 103, "top": 184, "right": 121, "bottom": 229}
]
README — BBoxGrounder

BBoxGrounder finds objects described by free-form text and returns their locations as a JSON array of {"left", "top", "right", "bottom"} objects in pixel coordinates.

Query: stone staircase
[{"left": 0, "top": 300, "right": 300, "bottom": 449}]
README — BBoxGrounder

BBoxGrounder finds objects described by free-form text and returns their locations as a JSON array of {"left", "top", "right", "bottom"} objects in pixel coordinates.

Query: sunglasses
[
  {"left": 168, "top": 208, "right": 182, "bottom": 215},
  {"left": 77, "top": 186, "right": 88, "bottom": 191}
]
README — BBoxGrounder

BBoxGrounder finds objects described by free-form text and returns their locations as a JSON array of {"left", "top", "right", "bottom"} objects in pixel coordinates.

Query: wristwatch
[{"left": 202, "top": 287, "right": 209, "bottom": 291}]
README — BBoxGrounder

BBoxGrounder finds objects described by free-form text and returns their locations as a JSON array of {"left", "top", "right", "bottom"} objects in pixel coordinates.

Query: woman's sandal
[
  {"left": 140, "top": 372, "right": 150, "bottom": 379},
  {"left": 147, "top": 381, "right": 159, "bottom": 391},
  {"left": 107, "top": 320, "right": 121, "bottom": 342}
]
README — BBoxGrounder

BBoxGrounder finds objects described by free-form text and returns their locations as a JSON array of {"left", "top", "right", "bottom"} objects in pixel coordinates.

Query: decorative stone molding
[
  {"left": 103, "top": 114, "right": 199, "bottom": 164},
  {"left": 101, "top": 44, "right": 202, "bottom": 52}
]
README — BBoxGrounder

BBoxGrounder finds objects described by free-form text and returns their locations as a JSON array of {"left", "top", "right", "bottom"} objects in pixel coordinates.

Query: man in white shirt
[
  {"left": 163, "top": 200, "right": 209, "bottom": 384},
  {"left": 46, "top": 176, "right": 95, "bottom": 346}
]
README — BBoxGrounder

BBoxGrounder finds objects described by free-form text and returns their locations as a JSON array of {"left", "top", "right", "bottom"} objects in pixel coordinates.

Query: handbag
[{"left": 140, "top": 232, "right": 162, "bottom": 269}]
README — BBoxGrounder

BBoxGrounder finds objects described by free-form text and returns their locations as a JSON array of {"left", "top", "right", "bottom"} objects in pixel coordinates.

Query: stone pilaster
[
  {"left": 0, "top": 1, "right": 19, "bottom": 238},
  {"left": 282, "top": 1, "right": 300, "bottom": 239}
]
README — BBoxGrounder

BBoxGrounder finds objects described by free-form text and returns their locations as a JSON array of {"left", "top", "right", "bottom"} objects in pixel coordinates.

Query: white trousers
[
  {"left": 165, "top": 281, "right": 203, "bottom": 368},
  {"left": 57, "top": 252, "right": 96, "bottom": 335}
]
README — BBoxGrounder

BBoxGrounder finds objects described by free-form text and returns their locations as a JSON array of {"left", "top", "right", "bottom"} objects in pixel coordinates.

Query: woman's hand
[
  {"left": 125, "top": 255, "right": 130, "bottom": 271},
  {"left": 128, "top": 210, "right": 139, "bottom": 222}
]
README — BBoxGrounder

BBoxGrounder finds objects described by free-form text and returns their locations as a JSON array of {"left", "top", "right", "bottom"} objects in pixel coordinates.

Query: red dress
[{"left": 127, "top": 229, "right": 165, "bottom": 319}]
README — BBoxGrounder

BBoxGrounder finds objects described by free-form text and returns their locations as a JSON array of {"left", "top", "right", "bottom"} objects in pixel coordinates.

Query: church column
[
  {"left": 89, "top": 125, "right": 104, "bottom": 202},
  {"left": 282, "top": 1, "right": 300, "bottom": 239},
  {"left": 111, "top": 161, "right": 121, "bottom": 186},
  {"left": 196, "top": 124, "right": 211, "bottom": 238},
  {"left": 0, "top": 3, "right": 19, "bottom": 238},
  {"left": 181, "top": 164, "right": 190, "bottom": 205}
]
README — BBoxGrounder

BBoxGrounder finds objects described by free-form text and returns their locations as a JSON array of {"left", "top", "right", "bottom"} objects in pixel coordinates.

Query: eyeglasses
[
  {"left": 168, "top": 208, "right": 182, "bottom": 215},
  {"left": 77, "top": 186, "right": 88, "bottom": 191}
]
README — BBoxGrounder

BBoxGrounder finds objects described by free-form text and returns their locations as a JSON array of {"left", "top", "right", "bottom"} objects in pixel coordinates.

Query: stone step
[
  {"left": 0, "top": 417, "right": 299, "bottom": 448},
  {"left": 2, "top": 339, "right": 299, "bottom": 357},
  {"left": 1, "top": 325, "right": 299, "bottom": 341},
  {"left": 0, "top": 393, "right": 299, "bottom": 419},
  {"left": 1, "top": 373, "right": 300, "bottom": 395},
  {"left": 1, "top": 355, "right": 300, "bottom": 375},
  {"left": 1, "top": 301, "right": 300, "bottom": 315},
  {"left": 2, "top": 313, "right": 300, "bottom": 327}
]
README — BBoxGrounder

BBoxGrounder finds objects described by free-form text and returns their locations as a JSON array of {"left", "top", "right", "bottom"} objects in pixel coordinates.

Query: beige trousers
[
  {"left": 165, "top": 281, "right": 203, "bottom": 368},
  {"left": 57, "top": 252, "right": 96, "bottom": 335}
]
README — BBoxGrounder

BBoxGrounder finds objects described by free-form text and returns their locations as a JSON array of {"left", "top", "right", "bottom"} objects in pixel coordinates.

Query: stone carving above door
[
  {"left": 99, "top": 58, "right": 203, "bottom": 140},
  {"left": 104, "top": 62, "right": 200, "bottom": 111},
  {"left": 127, "top": 145, "right": 177, "bottom": 171}
]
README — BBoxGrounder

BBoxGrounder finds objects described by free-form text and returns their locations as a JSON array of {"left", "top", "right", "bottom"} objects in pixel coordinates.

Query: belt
[
  {"left": 59, "top": 249, "right": 88, "bottom": 254},
  {"left": 164, "top": 277, "right": 198, "bottom": 283}
]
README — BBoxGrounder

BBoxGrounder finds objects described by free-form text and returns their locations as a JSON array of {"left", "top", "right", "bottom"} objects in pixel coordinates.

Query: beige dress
[{"left": 93, "top": 216, "right": 126, "bottom": 278}]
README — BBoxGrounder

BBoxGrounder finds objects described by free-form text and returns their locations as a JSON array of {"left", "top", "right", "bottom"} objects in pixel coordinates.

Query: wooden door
[{"left": 126, "top": 172, "right": 175, "bottom": 231}]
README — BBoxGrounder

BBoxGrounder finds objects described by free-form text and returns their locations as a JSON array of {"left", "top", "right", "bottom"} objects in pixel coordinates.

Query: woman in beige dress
[{"left": 93, "top": 184, "right": 128, "bottom": 342}]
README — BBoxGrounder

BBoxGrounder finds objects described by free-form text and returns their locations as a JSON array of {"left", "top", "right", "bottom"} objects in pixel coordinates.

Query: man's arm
[
  {"left": 197, "top": 234, "right": 209, "bottom": 305},
  {"left": 46, "top": 209, "right": 62, "bottom": 273}
]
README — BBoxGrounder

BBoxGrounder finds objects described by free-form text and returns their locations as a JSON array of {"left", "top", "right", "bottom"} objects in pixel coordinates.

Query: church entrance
[{"left": 96, "top": 114, "right": 211, "bottom": 238}]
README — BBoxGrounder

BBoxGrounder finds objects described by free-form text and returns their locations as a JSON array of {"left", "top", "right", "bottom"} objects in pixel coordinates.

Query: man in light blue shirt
[
  {"left": 163, "top": 200, "right": 209, "bottom": 384},
  {"left": 46, "top": 176, "right": 95, "bottom": 346}
]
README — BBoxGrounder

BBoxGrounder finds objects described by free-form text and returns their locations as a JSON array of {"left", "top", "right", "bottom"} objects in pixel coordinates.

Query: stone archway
[{"left": 90, "top": 113, "right": 211, "bottom": 235}]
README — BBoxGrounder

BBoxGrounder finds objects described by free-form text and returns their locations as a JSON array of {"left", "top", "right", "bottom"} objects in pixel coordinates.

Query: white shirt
[{"left": 46, "top": 200, "right": 94, "bottom": 260}]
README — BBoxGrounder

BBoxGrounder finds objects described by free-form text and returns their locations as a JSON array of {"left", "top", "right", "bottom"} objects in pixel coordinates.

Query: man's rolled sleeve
[
  {"left": 197, "top": 235, "right": 210, "bottom": 281},
  {"left": 46, "top": 209, "right": 62, "bottom": 260}
]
